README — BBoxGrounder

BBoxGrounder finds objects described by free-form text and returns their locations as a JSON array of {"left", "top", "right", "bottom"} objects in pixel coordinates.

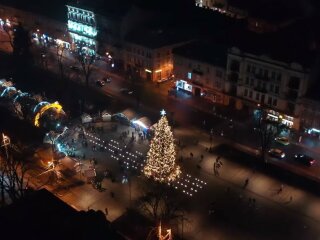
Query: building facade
[
  {"left": 123, "top": 29, "right": 190, "bottom": 82},
  {"left": 66, "top": 5, "right": 97, "bottom": 55},
  {"left": 0, "top": 3, "right": 70, "bottom": 48},
  {"left": 172, "top": 42, "right": 227, "bottom": 104},
  {"left": 296, "top": 98, "right": 320, "bottom": 135},
  {"left": 226, "top": 47, "right": 310, "bottom": 129}
]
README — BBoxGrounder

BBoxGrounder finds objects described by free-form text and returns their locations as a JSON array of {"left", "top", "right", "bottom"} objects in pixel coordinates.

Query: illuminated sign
[{"left": 66, "top": 5, "right": 97, "bottom": 53}]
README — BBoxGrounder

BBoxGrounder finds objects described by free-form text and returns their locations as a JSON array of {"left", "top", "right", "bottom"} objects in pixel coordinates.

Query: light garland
[{"left": 143, "top": 115, "right": 181, "bottom": 183}]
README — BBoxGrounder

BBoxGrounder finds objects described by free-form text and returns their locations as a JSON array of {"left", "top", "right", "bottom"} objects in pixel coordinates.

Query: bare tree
[
  {"left": 0, "top": 143, "right": 29, "bottom": 205},
  {"left": 3, "top": 24, "right": 14, "bottom": 50},
  {"left": 256, "top": 108, "right": 286, "bottom": 163},
  {"left": 74, "top": 45, "right": 96, "bottom": 88},
  {"left": 137, "top": 181, "right": 185, "bottom": 224},
  {"left": 56, "top": 44, "right": 66, "bottom": 81}
]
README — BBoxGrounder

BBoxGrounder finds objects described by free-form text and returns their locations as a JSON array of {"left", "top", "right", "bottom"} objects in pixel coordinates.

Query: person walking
[{"left": 243, "top": 178, "right": 249, "bottom": 189}]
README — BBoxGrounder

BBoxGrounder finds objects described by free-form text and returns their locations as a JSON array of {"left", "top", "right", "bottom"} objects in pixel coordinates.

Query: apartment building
[
  {"left": 296, "top": 97, "right": 320, "bottom": 135},
  {"left": 226, "top": 47, "right": 310, "bottom": 129},
  {"left": 172, "top": 41, "right": 228, "bottom": 104},
  {"left": 66, "top": 5, "right": 97, "bottom": 55},
  {"left": 0, "top": 3, "right": 69, "bottom": 47},
  {"left": 124, "top": 28, "right": 190, "bottom": 82}
]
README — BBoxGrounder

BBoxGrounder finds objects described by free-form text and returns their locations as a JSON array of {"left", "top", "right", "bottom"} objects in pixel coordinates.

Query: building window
[
  {"left": 249, "top": 91, "right": 253, "bottom": 98},
  {"left": 256, "top": 93, "right": 260, "bottom": 101},
  {"left": 268, "top": 96, "right": 272, "bottom": 105},
  {"left": 271, "top": 71, "right": 275, "bottom": 80},
  {"left": 187, "top": 72, "right": 192, "bottom": 79},
  {"left": 273, "top": 98, "right": 277, "bottom": 106},
  {"left": 277, "top": 73, "right": 282, "bottom": 81},
  {"left": 216, "top": 70, "right": 222, "bottom": 78},
  {"left": 270, "top": 84, "right": 274, "bottom": 92},
  {"left": 275, "top": 85, "right": 279, "bottom": 94},
  {"left": 245, "top": 77, "right": 249, "bottom": 85},
  {"left": 250, "top": 78, "right": 254, "bottom": 86},
  {"left": 244, "top": 89, "right": 248, "bottom": 97},
  {"left": 246, "top": 64, "right": 251, "bottom": 72}
]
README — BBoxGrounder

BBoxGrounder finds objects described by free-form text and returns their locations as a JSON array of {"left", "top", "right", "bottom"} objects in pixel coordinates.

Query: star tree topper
[{"left": 160, "top": 109, "right": 166, "bottom": 116}]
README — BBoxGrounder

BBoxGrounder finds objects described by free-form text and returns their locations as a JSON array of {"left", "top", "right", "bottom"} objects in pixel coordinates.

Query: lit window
[{"left": 187, "top": 72, "right": 192, "bottom": 79}]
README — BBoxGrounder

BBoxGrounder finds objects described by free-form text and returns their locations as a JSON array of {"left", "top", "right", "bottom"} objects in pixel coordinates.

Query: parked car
[
  {"left": 294, "top": 154, "right": 315, "bottom": 166},
  {"left": 120, "top": 88, "right": 133, "bottom": 95},
  {"left": 102, "top": 77, "right": 111, "bottom": 83},
  {"left": 96, "top": 80, "right": 105, "bottom": 87},
  {"left": 268, "top": 148, "right": 285, "bottom": 159},
  {"left": 157, "top": 78, "right": 169, "bottom": 83},
  {"left": 275, "top": 136, "right": 289, "bottom": 145},
  {"left": 69, "top": 65, "right": 80, "bottom": 72}
]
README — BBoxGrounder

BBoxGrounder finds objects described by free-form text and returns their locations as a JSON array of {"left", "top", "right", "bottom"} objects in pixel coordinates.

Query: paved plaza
[{"left": 22, "top": 116, "right": 320, "bottom": 239}]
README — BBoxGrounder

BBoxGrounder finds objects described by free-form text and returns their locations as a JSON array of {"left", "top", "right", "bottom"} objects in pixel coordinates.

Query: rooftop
[
  {"left": 0, "top": 0, "right": 68, "bottom": 22},
  {"left": 0, "top": 189, "right": 124, "bottom": 240},
  {"left": 125, "top": 27, "right": 191, "bottom": 49},
  {"left": 226, "top": 27, "right": 317, "bottom": 68},
  {"left": 173, "top": 41, "right": 228, "bottom": 68}
]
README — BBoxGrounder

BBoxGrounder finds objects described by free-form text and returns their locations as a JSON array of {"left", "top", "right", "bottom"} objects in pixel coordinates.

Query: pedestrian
[
  {"left": 190, "top": 152, "right": 193, "bottom": 158},
  {"left": 105, "top": 207, "right": 109, "bottom": 216},
  {"left": 244, "top": 178, "right": 249, "bottom": 188}
]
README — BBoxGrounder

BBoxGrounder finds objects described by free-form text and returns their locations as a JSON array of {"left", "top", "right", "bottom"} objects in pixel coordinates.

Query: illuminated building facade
[
  {"left": 226, "top": 47, "right": 310, "bottom": 130},
  {"left": 66, "top": 5, "right": 97, "bottom": 55},
  {"left": 124, "top": 28, "right": 190, "bottom": 82},
  {"left": 172, "top": 42, "right": 227, "bottom": 104}
]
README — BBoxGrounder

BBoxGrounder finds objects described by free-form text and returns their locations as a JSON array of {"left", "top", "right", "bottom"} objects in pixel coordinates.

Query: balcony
[
  {"left": 286, "top": 90, "right": 298, "bottom": 101},
  {"left": 228, "top": 72, "right": 239, "bottom": 83},
  {"left": 192, "top": 80, "right": 203, "bottom": 87},
  {"left": 254, "top": 73, "right": 269, "bottom": 81},
  {"left": 254, "top": 86, "right": 267, "bottom": 93}
]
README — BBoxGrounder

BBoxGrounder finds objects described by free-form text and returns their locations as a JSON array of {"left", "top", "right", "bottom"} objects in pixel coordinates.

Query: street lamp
[{"left": 1, "top": 133, "right": 11, "bottom": 159}]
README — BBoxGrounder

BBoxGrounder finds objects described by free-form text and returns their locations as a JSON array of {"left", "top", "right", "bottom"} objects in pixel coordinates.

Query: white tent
[
  {"left": 133, "top": 116, "right": 152, "bottom": 130},
  {"left": 102, "top": 110, "right": 111, "bottom": 122},
  {"left": 114, "top": 108, "right": 137, "bottom": 123},
  {"left": 81, "top": 113, "right": 92, "bottom": 123}
]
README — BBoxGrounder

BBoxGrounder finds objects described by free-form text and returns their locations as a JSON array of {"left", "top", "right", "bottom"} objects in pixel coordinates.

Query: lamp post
[{"left": 1, "top": 133, "right": 10, "bottom": 159}]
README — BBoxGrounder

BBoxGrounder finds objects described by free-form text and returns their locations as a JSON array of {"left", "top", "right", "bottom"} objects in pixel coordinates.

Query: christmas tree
[{"left": 143, "top": 110, "right": 181, "bottom": 183}]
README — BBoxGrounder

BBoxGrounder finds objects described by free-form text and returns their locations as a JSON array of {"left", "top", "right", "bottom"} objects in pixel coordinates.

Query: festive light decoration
[
  {"left": 143, "top": 114, "right": 181, "bottom": 183},
  {"left": 34, "top": 101, "right": 63, "bottom": 127}
]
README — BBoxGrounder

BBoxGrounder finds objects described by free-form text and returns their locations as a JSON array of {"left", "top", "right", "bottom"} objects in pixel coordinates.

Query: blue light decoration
[
  {"left": 33, "top": 101, "right": 50, "bottom": 113},
  {"left": 13, "top": 92, "right": 29, "bottom": 103},
  {"left": 1, "top": 86, "right": 16, "bottom": 97},
  {"left": 132, "top": 120, "right": 148, "bottom": 129}
]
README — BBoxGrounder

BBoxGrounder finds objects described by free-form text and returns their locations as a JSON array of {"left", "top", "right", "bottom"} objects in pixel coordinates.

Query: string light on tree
[{"left": 143, "top": 109, "right": 181, "bottom": 183}]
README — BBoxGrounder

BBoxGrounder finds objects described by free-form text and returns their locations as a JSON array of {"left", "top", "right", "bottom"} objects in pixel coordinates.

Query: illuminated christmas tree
[{"left": 144, "top": 110, "right": 181, "bottom": 183}]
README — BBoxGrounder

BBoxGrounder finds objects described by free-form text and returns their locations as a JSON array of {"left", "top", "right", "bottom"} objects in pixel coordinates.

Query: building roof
[
  {"left": 226, "top": 27, "right": 316, "bottom": 69},
  {"left": 0, "top": 0, "right": 68, "bottom": 22},
  {"left": 125, "top": 27, "right": 191, "bottom": 49},
  {"left": 0, "top": 189, "right": 124, "bottom": 240},
  {"left": 173, "top": 41, "right": 228, "bottom": 68},
  {"left": 229, "top": 0, "right": 304, "bottom": 23}
]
